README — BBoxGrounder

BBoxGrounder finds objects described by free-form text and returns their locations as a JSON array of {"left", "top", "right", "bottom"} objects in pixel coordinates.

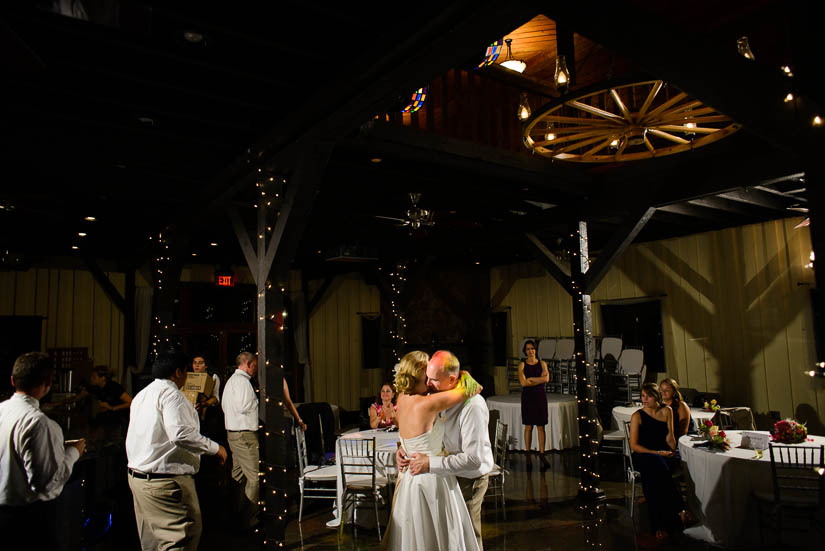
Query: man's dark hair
[
  {"left": 152, "top": 351, "right": 187, "bottom": 380},
  {"left": 93, "top": 365, "right": 110, "bottom": 379},
  {"left": 12, "top": 352, "right": 54, "bottom": 392}
]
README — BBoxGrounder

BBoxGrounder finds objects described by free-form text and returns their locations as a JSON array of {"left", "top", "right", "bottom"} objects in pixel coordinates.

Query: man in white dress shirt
[
  {"left": 402, "top": 350, "right": 494, "bottom": 551},
  {"left": 0, "top": 352, "right": 86, "bottom": 549},
  {"left": 125, "top": 352, "right": 227, "bottom": 551},
  {"left": 221, "top": 351, "right": 260, "bottom": 528}
]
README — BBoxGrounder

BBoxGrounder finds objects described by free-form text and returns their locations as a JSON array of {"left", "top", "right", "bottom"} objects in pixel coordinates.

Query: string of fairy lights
[
  {"left": 251, "top": 160, "right": 291, "bottom": 550},
  {"left": 148, "top": 230, "right": 180, "bottom": 361},
  {"left": 387, "top": 262, "right": 408, "bottom": 361},
  {"left": 562, "top": 224, "right": 601, "bottom": 495}
]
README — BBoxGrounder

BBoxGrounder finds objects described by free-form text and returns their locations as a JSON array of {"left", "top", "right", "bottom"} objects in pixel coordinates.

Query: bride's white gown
[{"left": 383, "top": 418, "right": 480, "bottom": 551}]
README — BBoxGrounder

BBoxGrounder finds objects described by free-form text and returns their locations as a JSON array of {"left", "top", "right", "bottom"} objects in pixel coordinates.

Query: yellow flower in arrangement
[{"left": 703, "top": 399, "right": 721, "bottom": 412}]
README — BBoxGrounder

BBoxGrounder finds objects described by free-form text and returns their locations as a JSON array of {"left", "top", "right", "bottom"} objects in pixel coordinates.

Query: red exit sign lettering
[{"left": 216, "top": 275, "right": 234, "bottom": 287}]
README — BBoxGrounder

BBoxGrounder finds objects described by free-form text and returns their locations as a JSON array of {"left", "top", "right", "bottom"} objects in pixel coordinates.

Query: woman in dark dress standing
[
  {"left": 518, "top": 339, "right": 549, "bottom": 468},
  {"left": 629, "top": 382, "right": 683, "bottom": 542}
]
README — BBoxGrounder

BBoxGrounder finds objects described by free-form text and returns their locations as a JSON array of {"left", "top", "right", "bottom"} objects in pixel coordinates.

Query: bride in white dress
[{"left": 382, "top": 351, "right": 481, "bottom": 551}]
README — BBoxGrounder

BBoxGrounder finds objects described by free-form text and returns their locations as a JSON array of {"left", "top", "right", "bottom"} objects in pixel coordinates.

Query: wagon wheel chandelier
[{"left": 522, "top": 80, "right": 741, "bottom": 163}]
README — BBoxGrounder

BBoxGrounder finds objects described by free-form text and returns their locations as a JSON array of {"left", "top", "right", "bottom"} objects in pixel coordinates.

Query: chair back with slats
[
  {"left": 339, "top": 437, "right": 377, "bottom": 488},
  {"left": 768, "top": 444, "right": 825, "bottom": 506}
]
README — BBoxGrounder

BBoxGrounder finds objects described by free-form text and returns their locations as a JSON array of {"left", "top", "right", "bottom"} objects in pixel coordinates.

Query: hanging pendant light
[
  {"left": 737, "top": 37, "right": 755, "bottom": 60},
  {"left": 554, "top": 55, "right": 571, "bottom": 92},
  {"left": 545, "top": 122, "right": 556, "bottom": 142},
  {"left": 501, "top": 38, "right": 527, "bottom": 73},
  {"left": 517, "top": 92, "right": 531, "bottom": 121}
]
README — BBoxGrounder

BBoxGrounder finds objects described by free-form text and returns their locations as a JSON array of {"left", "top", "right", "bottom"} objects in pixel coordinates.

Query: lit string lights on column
[
  {"left": 250, "top": 159, "right": 290, "bottom": 550},
  {"left": 568, "top": 223, "right": 601, "bottom": 496},
  {"left": 388, "top": 262, "right": 408, "bottom": 361},
  {"left": 148, "top": 230, "right": 177, "bottom": 361}
]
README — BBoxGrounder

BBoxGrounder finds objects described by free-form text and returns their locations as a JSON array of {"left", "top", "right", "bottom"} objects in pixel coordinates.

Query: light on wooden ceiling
[
  {"left": 501, "top": 38, "right": 526, "bottom": 73},
  {"left": 554, "top": 55, "right": 571, "bottom": 92},
  {"left": 737, "top": 36, "right": 755, "bottom": 60}
]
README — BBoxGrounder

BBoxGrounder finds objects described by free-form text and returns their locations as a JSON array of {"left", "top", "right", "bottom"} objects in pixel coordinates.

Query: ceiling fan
[{"left": 373, "top": 192, "right": 435, "bottom": 229}]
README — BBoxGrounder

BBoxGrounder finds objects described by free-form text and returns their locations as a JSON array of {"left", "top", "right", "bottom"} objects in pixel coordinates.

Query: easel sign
[{"left": 740, "top": 431, "right": 769, "bottom": 450}]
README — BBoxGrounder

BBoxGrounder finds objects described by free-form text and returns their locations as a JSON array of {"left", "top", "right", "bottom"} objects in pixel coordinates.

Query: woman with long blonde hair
[{"left": 382, "top": 351, "right": 481, "bottom": 551}]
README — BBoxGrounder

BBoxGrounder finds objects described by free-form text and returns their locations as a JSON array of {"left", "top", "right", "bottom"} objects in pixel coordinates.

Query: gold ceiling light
[
  {"left": 737, "top": 36, "right": 755, "bottom": 60},
  {"left": 521, "top": 80, "right": 740, "bottom": 163},
  {"left": 517, "top": 92, "right": 531, "bottom": 121},
  {"left": 554, "top": 55, "right": 571, "bottom": 92},
  {"left": 500, "top": 38, "right": 526, "bottom": 73}
]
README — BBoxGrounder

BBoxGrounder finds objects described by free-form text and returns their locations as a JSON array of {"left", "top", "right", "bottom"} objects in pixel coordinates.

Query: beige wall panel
[
  {"left": 0, "top": 271, "right": 15, "bottom": 314},
  {"left": 71, "top": 270, "right": 94, "bottom": 351},
  {"left": 695, "top": 232, "right": 722, "bottom": 394},
  {"left": 46, "top": 270, "right": 60, "bottom": 349},
  {"left": 56, "top": 270, "right": 75, "bottom": 347},
  {"left": 35, "top": 269, "right": 50, "bottom": 317},
  {"left": 14, "top": 271, "right": 37, "bottom": 315},
  {"left": 92, "top": 275, "right": 112, "bottom": 369}
]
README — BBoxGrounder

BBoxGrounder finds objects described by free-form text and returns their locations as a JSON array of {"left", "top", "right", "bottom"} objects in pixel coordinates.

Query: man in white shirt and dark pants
[
  {"left": 126, "top": 352, "right": 227, "bottom": 551},
  {"left": 403, "top": 350, "right": 494, "bottom": 551},
  {"left": 0, "top": 352, "right": 86, "bottom": 549},
  {"left": 222, "top": 351, "right": 260, "bottom": 528}
]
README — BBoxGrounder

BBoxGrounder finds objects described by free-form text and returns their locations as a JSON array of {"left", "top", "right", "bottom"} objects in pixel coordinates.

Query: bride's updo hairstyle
[{"left": 393, "top": 351, "right": 430, "bottom": 395}]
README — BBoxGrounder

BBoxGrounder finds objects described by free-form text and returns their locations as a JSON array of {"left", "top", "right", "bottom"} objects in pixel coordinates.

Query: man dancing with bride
[{"left": 383, "top": 350, "right": 494, "bottom": 550}]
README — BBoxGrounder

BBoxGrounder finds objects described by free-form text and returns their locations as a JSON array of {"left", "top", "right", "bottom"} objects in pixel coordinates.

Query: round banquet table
[
  {"left": 678, "top": 431, "right": 825, "bottom": 547},
  {"left": 486, "top": 394, "right": 579, "bottom": 451},
  {"left": 612, "top": 405, "right": 716, "bottom": 432}
]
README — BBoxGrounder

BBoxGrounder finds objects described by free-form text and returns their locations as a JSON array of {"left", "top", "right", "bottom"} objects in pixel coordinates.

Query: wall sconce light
[
  {"left": 554, "top": 55, "right": 571, "bottom": 92},
  {"left": 517, "top": 92, "right": 531, "bottom": 120},
  {"left": 737, "top": 36, "right": 755, "bottom": 60},
  {"left": 501, "top": 38, "right": 527, "bottom": 73}
]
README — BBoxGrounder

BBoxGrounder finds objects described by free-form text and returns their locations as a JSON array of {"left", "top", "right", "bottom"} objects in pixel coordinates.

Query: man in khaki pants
[
  {"left": 125, "top": 352, "right": 227, "bottom": 551},
  {"left": 222, "top": 351, "right": 260, "bottom": 529}
]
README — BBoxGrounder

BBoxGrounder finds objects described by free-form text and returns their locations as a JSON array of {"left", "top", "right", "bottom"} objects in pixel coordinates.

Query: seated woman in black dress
[
  {"left": 629, "top": 382, "right": 683, "bottom": 542},
  {"left": 518, "top": 339, "right": 549, "bottom": 468},
  {"left": 659, "top": 377, "right": 692, "bottom": 437}
]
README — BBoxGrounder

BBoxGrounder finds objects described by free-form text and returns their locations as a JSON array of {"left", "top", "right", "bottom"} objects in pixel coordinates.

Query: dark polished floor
[{"left": 281, "top": 450, "right": 706, "bottom": 551}]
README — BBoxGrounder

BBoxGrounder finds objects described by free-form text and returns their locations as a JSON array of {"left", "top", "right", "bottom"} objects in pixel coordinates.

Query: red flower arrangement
[
  {"left": 772, "top": 419, "right": 808, "bottom": 444},
  {"left": 698, "top": 419, "right": 730, "bottom": 450}
]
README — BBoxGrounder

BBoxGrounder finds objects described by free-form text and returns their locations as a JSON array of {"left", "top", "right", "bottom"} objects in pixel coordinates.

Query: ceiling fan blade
[{"left": 373, "top": 215, "right": 407, "bottom": 223}]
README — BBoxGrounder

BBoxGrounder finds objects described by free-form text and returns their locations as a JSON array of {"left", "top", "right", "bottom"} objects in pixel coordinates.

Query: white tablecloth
[
  {"left": 331, "top": 429, "right": 399, "bottom": 526},
  {"left": 486, "top": 394, "right": 579, "bottom": 451},
  {"left": 612, "top": 405, "right": 715, "bottom": 432},
  {"left": 679, "top": 431, "right": 825, "bottom": 547}
]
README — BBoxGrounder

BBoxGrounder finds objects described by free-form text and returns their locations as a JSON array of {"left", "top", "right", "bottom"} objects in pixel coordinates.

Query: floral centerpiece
[
  {"left": 698, "top": 419, "right": 731, "bottom": 451},
  {"left": 771, "top": 419, "right": 808, "bottom": 444},
  {"left": 703, "top": 399, "right": 720, "bottom": 413}
]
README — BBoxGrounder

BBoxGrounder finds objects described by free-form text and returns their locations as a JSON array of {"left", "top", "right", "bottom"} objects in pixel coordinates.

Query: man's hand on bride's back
[
  {"left": 408, "top": 453, "right": 430, "bottom": 475},
  {"left": 396, "top": 446, "right": 410, "bottom": 471}
]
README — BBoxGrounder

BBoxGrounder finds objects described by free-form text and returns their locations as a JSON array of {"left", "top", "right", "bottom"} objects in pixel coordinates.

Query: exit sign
[{"left": 216, "top": 274, "right": 234, "bottom": 287}]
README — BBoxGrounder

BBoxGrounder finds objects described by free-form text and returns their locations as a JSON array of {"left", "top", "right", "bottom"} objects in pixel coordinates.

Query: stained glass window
[
  {"left": 401, "top": 87, "right": 428, "bottom": 114},
  {"left": 477, "top": 39, "right": 504, "bottom": 68}
]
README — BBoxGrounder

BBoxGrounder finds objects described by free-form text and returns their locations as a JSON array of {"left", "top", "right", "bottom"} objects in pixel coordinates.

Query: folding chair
[
  {"left": 295, "top": 425, "right": 337, "bottom": 522},
  {"left": 338, "top": 437, "right": 390, "bottom": 541},
  {"left": 623, "top": 421, "right": 642, "bottom": 520},
  {"left": 486, "top": 420, "right": 509, "bottom": 518},
  {"left": 756, "top": 444, "right": 825, "bottom": 547}
]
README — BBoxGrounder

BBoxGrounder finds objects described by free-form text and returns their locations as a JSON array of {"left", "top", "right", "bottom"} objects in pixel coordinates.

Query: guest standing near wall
[
  {"left": 222, "top": 351, "right": 260, "bottom": 530},
  {"left": 518, "top": 339, "right": 549, "bottom": 469},
  {"left": 0, "top": 352, "right": 86, "bottom": 550}
]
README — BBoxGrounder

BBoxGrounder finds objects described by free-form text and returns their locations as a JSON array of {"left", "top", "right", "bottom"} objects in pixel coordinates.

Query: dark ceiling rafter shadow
[{"left": 188, "top": 0, "right": 541, "bottom": 227}]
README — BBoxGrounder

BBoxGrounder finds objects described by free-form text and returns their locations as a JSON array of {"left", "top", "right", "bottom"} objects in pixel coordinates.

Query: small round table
[{"left": 486, "top": 394, "right": 578, "bottom": 451}]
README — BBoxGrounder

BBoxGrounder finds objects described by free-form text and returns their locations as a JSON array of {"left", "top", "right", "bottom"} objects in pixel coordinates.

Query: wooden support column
[
  {"left": 230, "top": 144, "right": 330, "bottom": 549},
  {"left": 569, "top": 221, "right": 602, "bottom": 500}
]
